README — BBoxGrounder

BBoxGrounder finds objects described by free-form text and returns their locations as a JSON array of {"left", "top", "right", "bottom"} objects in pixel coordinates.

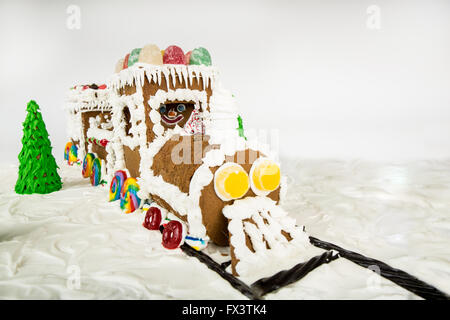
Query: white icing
[
  {"left": 86, "top": 127, "right": 114, "bottom": 141},
  {"left": 109, "top": 63, "right": 219, "bottom": 93},
  {"left": 223, "top": 196, "right": 311, "bottom": 278}
]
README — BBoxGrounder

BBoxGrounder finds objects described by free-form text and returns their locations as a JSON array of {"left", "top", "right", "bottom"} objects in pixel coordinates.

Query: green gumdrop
[
  {"left": 189, "top": 47, "right": 212, "bottom": 66},
  {"left": 128, "top": 48, "right": 142, "bottom": 67}
]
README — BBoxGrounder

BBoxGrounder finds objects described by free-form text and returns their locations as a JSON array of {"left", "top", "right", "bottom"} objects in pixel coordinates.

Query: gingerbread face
[{"left": 159, "top": 102, "right": 195, "bottom": 129}]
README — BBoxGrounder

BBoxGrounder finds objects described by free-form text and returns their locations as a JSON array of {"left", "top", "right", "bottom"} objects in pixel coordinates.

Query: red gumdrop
[
  {"left": 143, "top": 207, "right": 162, "bottom": 230},
  {"left": 98, "top": 84, "right": 107, "bottom": 89},
  {"left": 162, "top": 220, "right": 183, "bottom": 249},
  {"left": 185, "top": 51, "right": 192, "bottom": 65},
  {"left": 123, "top": 53, "right": 130, "bottom": 69},
  {"left": 163, "top": 45, "right": 185, "bottom": 65}
]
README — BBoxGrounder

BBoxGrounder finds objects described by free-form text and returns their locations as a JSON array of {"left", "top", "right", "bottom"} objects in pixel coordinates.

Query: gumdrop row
[{"left": 115, "top": 44, "right": 212, "bottom": 73}]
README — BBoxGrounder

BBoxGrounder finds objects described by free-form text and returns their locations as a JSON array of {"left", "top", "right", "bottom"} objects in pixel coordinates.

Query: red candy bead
[
  {"left": 185, "top": 51, "right": 192, "bottom": 65},
  {"left": 162, "top": 220, "right": 183, "bottom": 249},
  {"left": 163, "top": 45, "right": 185, "bottom": 65},
  {"left": 99, "top": 139, "right": 108, "bottom": 147},
  {"left": 98, "top": 84, "right": 107, "bottom": 89},
  {"left": 123, "top": 53, "right": 130, "bottom": 69},
  {"left": 143, "top": 207, "right": 162, "bottom": 230}
]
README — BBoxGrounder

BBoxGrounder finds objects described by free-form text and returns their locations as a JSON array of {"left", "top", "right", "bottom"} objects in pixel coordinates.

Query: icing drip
[{"left": 109, "top": 64, "right": 219, "bottom": 94}]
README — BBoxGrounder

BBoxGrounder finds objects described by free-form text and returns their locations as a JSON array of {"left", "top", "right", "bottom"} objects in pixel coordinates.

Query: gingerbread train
[{"left": 64, "top": 44, "right": 310, "bottom": 276}]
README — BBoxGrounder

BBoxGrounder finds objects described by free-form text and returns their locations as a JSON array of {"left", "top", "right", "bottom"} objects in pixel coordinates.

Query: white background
[{"left": 1, "top": 0, "right": 449, "bottom": 164}]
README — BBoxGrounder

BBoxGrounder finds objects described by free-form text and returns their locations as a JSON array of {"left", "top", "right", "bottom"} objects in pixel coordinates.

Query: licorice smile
[{"left": 161, "top": 114, "right": 184, "bottom": 125}]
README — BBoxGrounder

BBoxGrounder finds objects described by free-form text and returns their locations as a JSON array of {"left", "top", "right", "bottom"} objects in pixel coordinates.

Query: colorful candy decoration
[
  {"left": 120, "top": 177, "right": 141, "bottom": 213},
  {"left": 86, "top": 137, "right": 109, "bottom": 147},
  {"left": 138, "top": 44, "right": 163, "bottom": 65},
  {"left": 237, "top": 115, "right": 247, "bottom": 140},
  {"left": 184, "top": 235, "right": 208, "bottom": 251},
  {"left": 109, "top": 170, "right": 128, "bottom": 201},
  {"left": 163, "top": 45, "right": 185, "bottom": 64},
  {"left": 184, "top": 109, "right": 204, "bottom": 135},
  {"left": 64, "top": 142, "right": 71, "bottom": 161},
  {"left": 69, "top": 144, "right": 78, "bottom": 164},
  {"left": 250, "top": 158, "right": 281, "bottom": 196},
  {"left": 185, "top": 51, "right": 192, "bottom": 65},
  {"left": 189, "top": 47, "right": 212, "bottom": 66},
  {"left": 123, "top": 53, "right": 130, "bottom": 69},
  {"left": 162, "top": 220, "right": 184, "bottom": 249},
  {"left": 214, "top": 162, "right": 250, "bottom": 201},
  {"left": 115, "top": 58, "right": 124, "bottom": 73},
  {"left": 82, "top": 153, "right": 95, "bottom": 178},
  {"left": 128, "top": 48, "right": 142, "bottom": 67},
  {"left": 64, "top": 142, "right": 78, "bottom": 165},
  {"left": 90, "top": 158, "right": 102, "bottom": 186},
  {"left": 143, "top": 206, "right": 163, "bottom": 230}
]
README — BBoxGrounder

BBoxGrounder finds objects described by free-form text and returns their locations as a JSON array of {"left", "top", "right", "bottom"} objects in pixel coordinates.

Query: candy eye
[
  {"left": 159, "top": 104, "right": 167, "bottom": 113},
  {"left": 177, "top": 104, "right": 186, "bottom": 112},
  {"left": 250, "top": 158, "right": 281, "bottom": 196},
  {"left": 214, "top": 162, "right": 249, "bottom": 201}
]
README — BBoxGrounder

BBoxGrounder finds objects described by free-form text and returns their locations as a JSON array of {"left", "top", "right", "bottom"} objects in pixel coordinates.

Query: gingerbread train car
[{"left": 64, "top": 44, "right": 310, "bottom": 276}]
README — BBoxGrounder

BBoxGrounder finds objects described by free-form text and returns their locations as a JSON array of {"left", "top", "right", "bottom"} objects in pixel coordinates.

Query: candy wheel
[
  {"left": 68, "top": 144, "right": 78, "bottom": 165},
  {"left": 90, "top": 158, "right": 102, "bottom": 186},
  {"left": 82, "top": 153, "right": 95, "bottom": 178},
  {"left": 120, "top": 178, "right": 141, "bottom": 213},
  {"left": 143, "top": 207, "right": 162, "bottom": 230},
  {"left": 64, "top": 142, "right": 72, "bottom": 162},
  {"left": 109, "top": 170, "right": 128, "bottom": 202},
  {"left": 162, "top": 220, "right": 184, "bottom": 249}
]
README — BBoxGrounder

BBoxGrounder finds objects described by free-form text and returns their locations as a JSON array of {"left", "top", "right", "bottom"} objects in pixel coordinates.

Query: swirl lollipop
[
  {"left": 68, "top": 144, "right": 78, "bottom": 164},
  {"left": 82, "top": 153, "right": 95, "bottom": 178},
  {"left": 109, "top": 170, "right": 128, "bottom": 201},
  {"left": 120, "top": 178, "right": 141, "bottom": 213},
  {"left": 64, "top": 142, "right": 72, "bottom": 162},
  {"left": 90, "top": 158, "right": 102, "bottom": 186}
]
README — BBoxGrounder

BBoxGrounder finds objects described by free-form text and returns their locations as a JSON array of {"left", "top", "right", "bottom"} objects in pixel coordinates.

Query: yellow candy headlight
[
  {"left": 250, "top": 158, "right": 281, "bottom": 195},
  {"left": 214, "top": 162, "right": 250, "bottom": 201}
]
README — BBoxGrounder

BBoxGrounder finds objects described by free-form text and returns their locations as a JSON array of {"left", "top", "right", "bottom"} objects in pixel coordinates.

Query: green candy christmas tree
[{"left": 15, "top": 100, "right": 62, "bottom": 194}]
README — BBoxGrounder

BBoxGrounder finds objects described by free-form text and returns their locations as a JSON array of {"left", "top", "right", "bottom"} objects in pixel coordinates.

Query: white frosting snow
[{"left": 0, "top": 162, "right": 436, "bottom": 299}]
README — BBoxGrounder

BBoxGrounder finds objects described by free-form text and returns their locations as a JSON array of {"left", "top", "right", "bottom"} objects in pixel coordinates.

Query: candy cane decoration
[{"left": 87, "top": 137, "right": 109, "bottom": 147}]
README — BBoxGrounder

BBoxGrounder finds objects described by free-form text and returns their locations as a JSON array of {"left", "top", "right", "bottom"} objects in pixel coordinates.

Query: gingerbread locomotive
[{"left": 64, "top": 44, "right": 310, "bottom": 276}]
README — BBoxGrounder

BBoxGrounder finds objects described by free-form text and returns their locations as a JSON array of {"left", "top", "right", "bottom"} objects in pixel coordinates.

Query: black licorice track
[
  {"left": 180, "top": 243, "right": 259, "bottom": 300},
  {"left": 309, "top": 236, "right": 450, "bottom": 300},
  {"left": 180, "top": 243, "right": 338, "bottom": 299},
  {"left": 172, "top": 221, "right": 448, "bottom": 300},
  {"left": 251, "top": 250, "right": 339, "bottom": 297}
]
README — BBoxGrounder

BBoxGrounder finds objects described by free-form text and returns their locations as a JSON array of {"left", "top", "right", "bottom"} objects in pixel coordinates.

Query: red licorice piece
[
  {"left": 162, "top": 220, "right": 183, "bottom": 249},
  {"left": 143, "top": 207, "right": 162, "bottom": 230},
  {"left": 123, "top": 53, "right": 130, "bottom": 69},
  {"left": 163, "top": 45, "right": 185, "bottom": 64}
]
